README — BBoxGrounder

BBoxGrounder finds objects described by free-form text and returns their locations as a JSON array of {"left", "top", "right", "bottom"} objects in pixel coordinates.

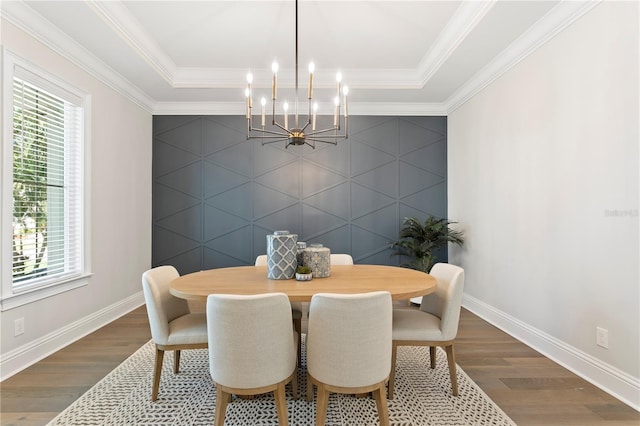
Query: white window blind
[{"left": 11, "top": 76, "right": 84, "bottom": 292}]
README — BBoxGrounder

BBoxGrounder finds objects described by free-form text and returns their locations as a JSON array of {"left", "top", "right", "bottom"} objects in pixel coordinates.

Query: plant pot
[{"left": 295, "top": 272, "right": 313, "bottom": 281}]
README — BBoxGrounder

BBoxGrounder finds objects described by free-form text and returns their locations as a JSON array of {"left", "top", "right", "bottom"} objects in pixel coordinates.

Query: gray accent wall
[{"left": 152, "top": 115, "right": 447, "bottom": 274}]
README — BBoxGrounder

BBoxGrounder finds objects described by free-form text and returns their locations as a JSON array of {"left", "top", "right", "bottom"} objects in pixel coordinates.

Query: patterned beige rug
[{"left": 48, "top": 337, "right": 516, "bottom": 425}]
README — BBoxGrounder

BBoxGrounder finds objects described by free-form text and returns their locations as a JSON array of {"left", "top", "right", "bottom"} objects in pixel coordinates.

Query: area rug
[{"left": 48, "top": 336, "right": 516, "bottom": 425}]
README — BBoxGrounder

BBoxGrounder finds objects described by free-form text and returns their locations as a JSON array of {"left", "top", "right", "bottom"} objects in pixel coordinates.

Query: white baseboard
[
  {"left": 462, "top": 293, "right": 640, "bottom": 411},
  {"left": 0, "top": 292, "right": 145, "bottom": 381}
]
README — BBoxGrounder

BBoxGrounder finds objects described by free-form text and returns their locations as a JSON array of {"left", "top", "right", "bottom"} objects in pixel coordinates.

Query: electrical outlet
[
  {"left": 596, "top": 327, "right": 608, "bottom": 348},
  {"left": 14, "top": 317, "right": 24, "bottom": 336}
]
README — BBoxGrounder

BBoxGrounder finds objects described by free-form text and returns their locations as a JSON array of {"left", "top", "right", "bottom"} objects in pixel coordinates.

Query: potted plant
[
  {"left": 391, "top": 215, "right": 464, "bottom": 273},
  {"left": 295, "top": 265, "right": 313, "bottom": 281}
]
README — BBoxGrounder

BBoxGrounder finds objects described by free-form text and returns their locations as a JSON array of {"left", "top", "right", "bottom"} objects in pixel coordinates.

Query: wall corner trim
[
  {"left": 462, "top": 293, "right": 640, "bottom": 412},
  {"left": 0, "top": 292, "right": 145, "bottom": 382}
]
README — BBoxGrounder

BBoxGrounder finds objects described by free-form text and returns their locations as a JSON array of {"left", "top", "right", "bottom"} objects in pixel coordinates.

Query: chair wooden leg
[
  {"left": 152, "top": 348, "right": 165, "bottom": 401},
  {"left": 429, "top": 346, "right": 436, "bottom": 369},
  {"left": 291, "top": 370, "right": 298, "bottom": 400},
  {"left": 315, "top": 384, "right": 329, "bottom": 426},
  {"left": 306, "top": 373, "right": 313, "bottom": 402},
  {"left": 388, "top": 341, "right": 398, "bottom": 400},
  {"left": 214, "top": 385, "right": 229, "bottom": 426},
  {"left": 373, "top": 384, "right": 390, "bottom": 426},
  {"left": 444, "top": 345, "right": 459, "bottom": 396},
  {"left": 173, "top": 350, "right": 181, "bottom": 374},
  {"left": 294, "top": 318, "right": 302, "bottom": 367},
  {"left": 274, "top": 382, "right": 289, "bottom": 426}
]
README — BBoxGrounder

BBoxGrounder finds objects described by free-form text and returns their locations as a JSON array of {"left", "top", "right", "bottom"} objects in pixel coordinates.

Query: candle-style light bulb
[
  {"left": 335, "top": 71, "right": 342, "bottom": 106},
  {"left": 245, "top": 88, "right": 251, "bottom": 118},
  {"left": 333, "top": 96, "right": 339, "bottom": 126},
  {"left": 272, "top": 60, "right": 279, "bottom": 100},
  {"left": 246, "top": 72, "right": 253, "bottom": 108},
  {"left": 283, "top": 101, "right": 289, "bottom": 129},
  {"left": 261, "top": 97, "right": 266, "bottom": 126},
  {"left": 308, "top": 62, "right": 315, "bottom": 100},
  {"left": 343, "top": 85, "right": 349, "bottom": 117},
  {"left": 312, "top": 102, "right": 318, "bottom": 131}
]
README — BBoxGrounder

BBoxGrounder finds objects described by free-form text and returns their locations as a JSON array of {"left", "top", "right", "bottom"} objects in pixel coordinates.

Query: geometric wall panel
[
  {"left": 401, "top": 138, "right": 447, "bottom": 177},
  {"left": 304, "top": 182, "right": 350, "bottom": 219},
  {"left": 352, "top": 161, "right": 398, "bottom": 197},
  {"left": 153, "top": 116, "right": 447, "bottom": 274},
  {"left": 399, "top": 162, "right": 445, "bottom": 198},
  {"left": 205, "top": 182, "right": 253, "bottom": 220},
  {"left": 302, "top": 204, "right": 348, "bottom": 239}
]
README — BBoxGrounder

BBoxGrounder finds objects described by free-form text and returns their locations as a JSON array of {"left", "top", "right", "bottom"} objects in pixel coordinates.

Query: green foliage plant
[
  {"left": 391, "top": 215, "right": 464, "bottom": 273},
  {"left": 296, "top": 265, "right": 311, "bottom": 274},
  {"left": 12, "top": 102, "right": 51, "bottom": 279}
]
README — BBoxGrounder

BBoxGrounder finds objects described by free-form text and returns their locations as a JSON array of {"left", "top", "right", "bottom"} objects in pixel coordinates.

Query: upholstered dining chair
[
  {"left": 388, "top": 263, "right": 465, "bottom": 399},
  {"left": 141, "top": 265, "right": 208, "bottom": 401},
  {"left": 207, "top": 293, "right": 298, "bottom": 426},
  {"left": 255, "top": 255, "right": 304, "bottom": 365},
  {"left": 329, "top": 253, "right": 354, "bottom": 265},
  {"left": 306, "top": 291, "right": 393, "bottom": 426}
]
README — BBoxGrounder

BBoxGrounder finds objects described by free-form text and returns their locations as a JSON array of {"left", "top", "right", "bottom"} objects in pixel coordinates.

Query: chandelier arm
[
  {"left": 248, "top": 134, "right": 291, "bottom": 139},
  {"left": 299, "top": 118, "right": 312, "bottom": 133},
  {"left": 248, "top": 126, "right": 289, "bottom": 137},
  {"left": 305, "top": 137, "right": 339, "bottom": 145},
  {"left": 307, "top": 126, "right": 347, "bottom": 136},
  {"left": 261, "top": 138, "right": 289, "bottom": 145},
  {"left": 271, "top": 121, "right": 291, "bottom": 133}
]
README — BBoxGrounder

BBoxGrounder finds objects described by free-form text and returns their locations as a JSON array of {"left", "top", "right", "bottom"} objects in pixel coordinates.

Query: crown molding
[
  {"left": 0, "top": 1, "right": 155, "bottom": 113},
  {"left": 417, "top": 0, "right": 496, "bottom": 87},
  {"left": 172, "top": 67, "right": 422, "bottom": 90},
  {"left": 85, "top": 0, "right": 176, "bottom": 86},
  {"left": 87, "top": 1, "right": 424, "bottom": 90},
  {"left": 445, "top": 0, "right": 602, "bottom": 114},
  {"left": 153, "top": 101, "right": 448, "bottom": 116},
  {"left": 2, "top": 0, "right": 603, "bottom": 117}
]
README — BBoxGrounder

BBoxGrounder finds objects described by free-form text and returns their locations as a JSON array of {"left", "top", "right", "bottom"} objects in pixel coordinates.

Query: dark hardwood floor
[{"left": 1, "top": 303, "right": 638, "bottom": 425}]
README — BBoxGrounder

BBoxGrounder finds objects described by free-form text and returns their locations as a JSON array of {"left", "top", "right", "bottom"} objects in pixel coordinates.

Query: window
[{"left": 1, "top": 51, "right": 91, "bottom": 310}]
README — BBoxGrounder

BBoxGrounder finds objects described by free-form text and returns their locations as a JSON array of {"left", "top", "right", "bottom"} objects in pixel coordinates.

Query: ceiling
[{"left": 1, "top": 1, "right": 598, "bottom": 115}]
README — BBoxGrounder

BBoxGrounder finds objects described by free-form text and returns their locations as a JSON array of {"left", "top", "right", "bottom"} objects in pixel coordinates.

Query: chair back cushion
[
  {"left": 207, "top": 293, "right": 296, "bottom": 389},
  {"left": 307, "top": 291, "right": 392, "bottom": 388},
  {"left": 330, "top": 254, "right": 354, "bottom": 265},
  {"left": 142, "top": 265, "right": 190, "bottom": 345},
  {"left": 420, "top": 263, "right": 465, "bottom": 341}
]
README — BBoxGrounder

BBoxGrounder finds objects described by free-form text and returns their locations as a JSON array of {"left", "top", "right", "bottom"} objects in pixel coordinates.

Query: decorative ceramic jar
[
  {"left": 302, "top": 243, "right": 331, "bottom": 278},
  {"left": 266, "top": 231, "right": 298, "bottom": 279}
]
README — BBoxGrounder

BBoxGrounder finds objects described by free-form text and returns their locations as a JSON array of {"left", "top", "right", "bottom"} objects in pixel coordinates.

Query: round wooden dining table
[{"left": 170, "top": 264, "right": 436, "bottom": 302}]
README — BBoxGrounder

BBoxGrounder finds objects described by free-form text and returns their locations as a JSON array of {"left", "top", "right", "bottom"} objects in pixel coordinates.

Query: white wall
[
  {"left": 0, "top": 19, "right": 152, "bottom": 377},
  {"left": 449, "top": 1, "right": 639, "bottom": 408}
]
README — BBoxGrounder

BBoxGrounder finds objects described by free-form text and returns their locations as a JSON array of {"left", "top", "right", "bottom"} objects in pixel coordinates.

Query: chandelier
[{"left": 244, "top": 0, "right": 349, "bottom": 149}]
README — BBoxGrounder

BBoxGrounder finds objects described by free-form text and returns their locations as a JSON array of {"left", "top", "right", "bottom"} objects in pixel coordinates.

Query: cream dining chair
[
  {"left": 255, "top": 255, "right": 304, "bottom": 365},
  {"left": 141, "top": 265, "right": 208, "bottom": 401},
  {"left": 207, "top": 293, "right": 298, "bottom": 426},
  {"left": 330, "top": 253, "right": 354, "bottom": 265},
  {"left": 388, "top": 263, "right": 465, "bottom": 399},
  {"left": 306, "top": 291, "right": 392, "bottom": 426}
]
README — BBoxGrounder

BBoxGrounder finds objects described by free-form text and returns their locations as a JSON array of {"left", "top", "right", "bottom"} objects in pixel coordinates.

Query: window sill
[{"left": 1, "top": 273, "right": 92, "bottom": 311}]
